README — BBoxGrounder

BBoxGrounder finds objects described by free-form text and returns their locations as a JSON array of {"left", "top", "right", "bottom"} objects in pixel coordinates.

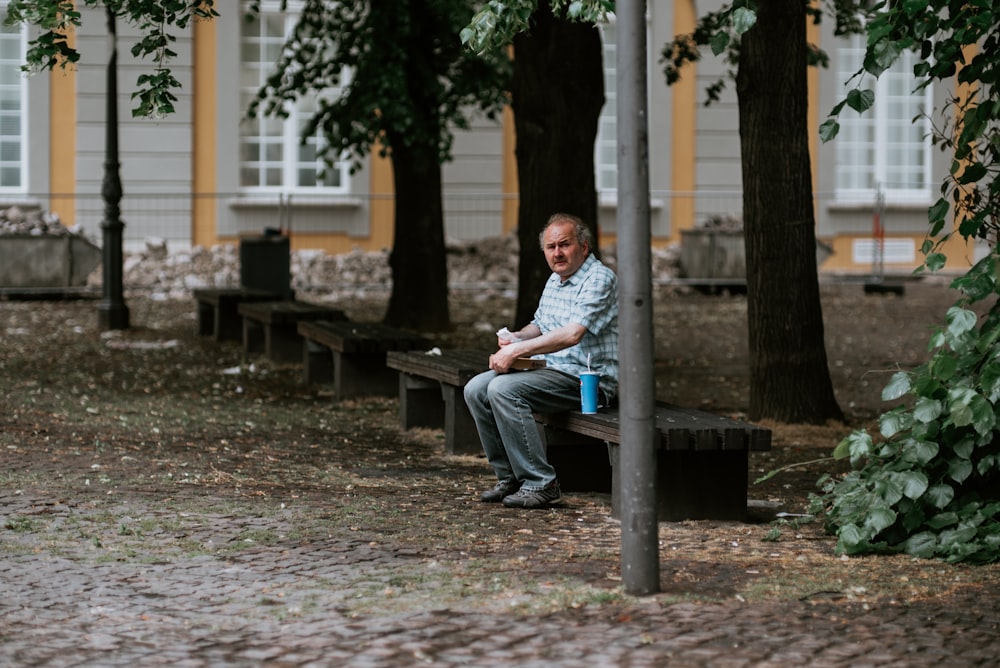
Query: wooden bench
[
  {"left": 193, "top": 287, "right": 283, "bottom": 341},
  {"left": 536, "top": 404, "right": 772, "bottom": 522},
  {"left": 297, "top": 320, "right": 431, "bottom": 398},
  {"left": 384, "top": 349, "right": 771, "bottom": 521},
  {"left": 238, "top": 300, "right": 347, "bottom": 364},
  {"left": 385, "top": 348, "right": 491, "bottom": 456}
]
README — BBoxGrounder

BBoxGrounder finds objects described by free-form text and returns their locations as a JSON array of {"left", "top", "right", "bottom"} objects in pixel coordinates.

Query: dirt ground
[{"left": 3, "top": 276, "right": 1000, "bottom": 608}]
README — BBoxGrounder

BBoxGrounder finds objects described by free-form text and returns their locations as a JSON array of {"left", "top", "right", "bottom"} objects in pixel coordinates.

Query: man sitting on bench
[{"left": 464, "top": 213, "right": 619, "bottom": 509}]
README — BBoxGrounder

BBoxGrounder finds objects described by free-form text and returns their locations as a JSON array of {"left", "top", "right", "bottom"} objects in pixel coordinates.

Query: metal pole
[
  {"left": 98, "top": 6, "right": 129, "bottom": 330},
  {"left": 617, "top": 0, "right": 659, "bottom": 594}
]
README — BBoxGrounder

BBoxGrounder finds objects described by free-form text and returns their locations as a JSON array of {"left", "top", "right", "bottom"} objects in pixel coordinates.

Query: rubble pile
[
  {"left": 87, "top": 233, "right": 681, "bottom": 299},
  {"left": 695, "top": 214, "right": 743, "bottom": 232},
  {"left": 0, "top": 206, "right": 84, "bottom": 237}
]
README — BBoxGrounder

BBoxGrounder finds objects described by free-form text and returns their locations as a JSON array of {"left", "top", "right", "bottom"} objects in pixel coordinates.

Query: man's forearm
[{"left": 505, "top": 323, "right": 586, "bottom": 358}]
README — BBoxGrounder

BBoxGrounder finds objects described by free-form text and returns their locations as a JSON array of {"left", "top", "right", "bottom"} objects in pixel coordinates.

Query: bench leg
[
  {"left": 303, "top": 340, "right": 334, "bottom": 384},
  {"left": 215, "top": 302, "right": 245, "bottom": 341},
  {"left": 542, "top": 425, "right": 612, "bottom": 493},
  {"left": 397, "top": 374, "right": 445, "bottom": 429},
  {"left": 611, "top": 448, "right": 750, "bottom": 522},
  {"left": 334, "top": 351, "right": 398, "bottom": 398},
  {"left": 441, "top": 384, "right": 482, "bottom": 456},
  {"left": 243, "top": 318, "right": 265, "bottom": 358},
  {"left": 265, "top": 323, "right": 304, "bottom": 364},
  {"left": 196, "top": 301, "right": 214, "bottom": 336}
]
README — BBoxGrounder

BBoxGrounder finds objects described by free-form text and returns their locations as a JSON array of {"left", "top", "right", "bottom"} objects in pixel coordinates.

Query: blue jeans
[{"left": 463, "top": 368, "right": 581, "bottom": 491}]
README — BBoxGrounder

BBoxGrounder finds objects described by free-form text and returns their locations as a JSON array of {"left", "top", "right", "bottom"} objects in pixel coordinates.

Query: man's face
[{"left": 543, "top": 221, "right": 589, "bottom": 280}]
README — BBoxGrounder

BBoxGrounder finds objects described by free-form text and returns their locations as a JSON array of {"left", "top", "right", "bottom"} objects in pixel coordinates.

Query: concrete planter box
[
  {"left": 0, "top": 235, "right": 102, "bottom": 288},
  {"left": 680, "top": 229, "right": 834, "bottom": 279},
  {"left": 680, "top": 229, "right": 745, "bottom": 279}
]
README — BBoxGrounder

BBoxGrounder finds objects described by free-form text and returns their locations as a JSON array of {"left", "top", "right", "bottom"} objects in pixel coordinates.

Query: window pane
[
  {"left": 239, "top": 2, "right": 350, "bottom": 193},
  {"left": 0, "top": 166, "right": 19, "bottom": 188},
  {"left": 0, "top": 9, "right": 24, "bottom": 192},
  {"left": 835, "top": 34, "right": 931, "bottom": 200}
]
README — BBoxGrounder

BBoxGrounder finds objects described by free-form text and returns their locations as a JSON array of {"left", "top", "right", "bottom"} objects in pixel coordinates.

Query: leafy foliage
[
  {"left": 815, "top": 3, "right": 1000, "bottom": 563},
  {"left": 248, "top": 0, "right": 511, "bottom": 170},
  {"left": 3, "top": 0, "right": 218, "bottom": 118},
  {"left": 659, "top": 1, "right": 872, "bottom": 106},
  {"left": 460, "top": 0, "right": 613, "bottom": 54},
  {"left": 812, "top": 268, "right": 1000, "bottom": 563}
]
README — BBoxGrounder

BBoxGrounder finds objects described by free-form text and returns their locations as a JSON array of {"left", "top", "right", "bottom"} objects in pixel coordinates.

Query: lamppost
[{"left": 97, "top": 6, "right": 129, "bottom": 330}]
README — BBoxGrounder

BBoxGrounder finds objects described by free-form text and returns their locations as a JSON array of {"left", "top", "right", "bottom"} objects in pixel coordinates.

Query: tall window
[
  {"left": 240, "top": 2, "right": 349, "bottom": 193},
  {"left": 595, "top": 19, "right": 617, "bottom": 195},
  {"left": 835, "top": 34, "right": 933, "bottom": 203},
  {"left": 0, "top": 5, "right": 26, "bottom": 191}
]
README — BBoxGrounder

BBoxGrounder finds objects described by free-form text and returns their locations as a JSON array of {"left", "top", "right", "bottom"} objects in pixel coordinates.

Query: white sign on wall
[{"left": 852, "top": 238, "right": 916, "bottom": 265}]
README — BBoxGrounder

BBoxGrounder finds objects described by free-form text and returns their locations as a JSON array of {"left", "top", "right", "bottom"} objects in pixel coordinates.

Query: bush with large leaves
[
  {"left": 811, "top": 259, "right": 1000, "bottom": 563},
  {"left": 813, "top": 2, "right": 1000, "bottom": 563}
]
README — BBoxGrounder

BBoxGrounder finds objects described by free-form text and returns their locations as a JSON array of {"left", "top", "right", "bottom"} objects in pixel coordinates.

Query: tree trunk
[
  {"left": 383, "top": 139, "right": 451, "bottom": 331},
  {"left": 736, "top": 0, "right": 843, "bottom": 423},
  {"left": 510, "top": 1, "right": 604, "bottom": 326}
]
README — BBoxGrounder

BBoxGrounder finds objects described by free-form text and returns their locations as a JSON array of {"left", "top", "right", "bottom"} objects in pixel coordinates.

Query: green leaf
[
  {"left": 946, "top": 307, "right": 978, "bottom": 338},
  {"left": 953, "top": 436, "right": 975, "bottom": 460},
  {"left": 940, "top": 525, "right": 979, "bottom": 551},
  {"left": 912, "top": 396, "right": 942, "bottom": 423},
  {"left": 881, "top": 371, "right": 911, "bottom": 401},
  {"left": 835, "top": 430, "right": 872, "bottom": 464},
  {"left": 876, "top": 476, "right": 905, "bottom": 505},
  {"left": 731, "top": 7, "right": 757, "bottom": 35},
  {"left": 837, "top": 523, "right": 866, "bottom": 551},
  {"left": 902, "top": 531, "right": 938, "bottom": 558},
  {"left": 926, "top": 483, "right": 955, "bottom": 509},
  {"left": 865, "top": 38, "right": 902, "bottom": 78},
  {"left": 894, "top": 471, "right": 929, "bottom": 500},
  {"left": 932, "top": 353, "right": 958, "bottom": 381},
  {"left": 846, "top": 88, "right": 876, "bottom": 113},
  {"left": 949, "top": 457, "right": 974, "bottom": 483},
  {"left": 907, "top": 439, "right": 939, "bottom": 465},
  {"left": 925, "top": 253, "right": 947, "bottom": 272},
  {"left": 864, "top": 506, "right": 897, "bottom": 534},
  {"left": 948, "top": 387, "right": 977, "bottom": 426},
  {"left": 973, "top": 399, "right": 996, "bottom": 435},
  {"left": 958, "top": 162, "right": 988, "bottom": 185},
  {"left": 926, "top": 511, "right": 958, "bottom": 530},
  {"left": 709, "top": 31, "right": 729, "bottom": 57},
  {"left": 819, "top": 118, "right": 840, "bottom": 142},
  {"left": 879, "top": 410, "right": 909, "bottom": 438},
  {"left": 928, "top": 197, "right": 950, "bottom": 224},
  {"left": 978, "top": 453, "right": 1000, "bottom": 476}
]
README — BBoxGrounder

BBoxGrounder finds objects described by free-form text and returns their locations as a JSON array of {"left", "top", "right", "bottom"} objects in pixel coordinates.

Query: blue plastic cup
[{"left": 580, "top": 371, "right": 600, "bottom": 414}]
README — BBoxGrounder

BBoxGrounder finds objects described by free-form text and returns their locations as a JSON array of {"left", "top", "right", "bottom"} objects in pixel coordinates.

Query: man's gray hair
[{"left": 538, "top": 213, "right": 593, "bottom": 249}]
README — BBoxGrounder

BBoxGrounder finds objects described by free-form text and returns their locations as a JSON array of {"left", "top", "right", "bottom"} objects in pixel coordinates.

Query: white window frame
[
  {"left": 834, "top": 34, "right": 934, "bottom": 205},
  {"left": 595, "top": 18, "right": 618, "bottom": 197},
  {"left": 239, "top": 1, "right": 350, "bottom": 194},
  {"left": 0, "top": 4, "right": 27, "bottom": 193}
]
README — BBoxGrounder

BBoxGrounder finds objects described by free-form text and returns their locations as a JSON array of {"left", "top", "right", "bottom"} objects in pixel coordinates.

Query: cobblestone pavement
[
  {"left": 3, "top": 486, "right": 999, "bottom": 667},
  {"left": 4, "top": 290, "right": 1000, "bottom": 666}
]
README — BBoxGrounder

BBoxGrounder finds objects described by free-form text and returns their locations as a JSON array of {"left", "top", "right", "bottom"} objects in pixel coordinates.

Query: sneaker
[
  {"left": 502, "top": 480, "right": 562, "bottom": 509},
  {"left": 480, "top": 479, "right": 521, "bottom": 503}
]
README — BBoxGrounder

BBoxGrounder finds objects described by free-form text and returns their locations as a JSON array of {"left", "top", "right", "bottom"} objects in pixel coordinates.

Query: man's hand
[{"left": 488, "top": 346, "right": 520, "bottom": 374}]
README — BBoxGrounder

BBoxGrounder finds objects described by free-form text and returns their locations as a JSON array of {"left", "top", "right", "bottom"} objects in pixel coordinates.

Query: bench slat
[
  {"left": 238, "top": 300, "right": 346, "bottom": 325},
  {"left": 536, "top": 402, "right": 771, "bottom": 452},
  {"left": 386, "top": 349, "right": 490, "bottom": 386},
  {"left": 298, "top": 320, "right": 430, "bottom": 354}
]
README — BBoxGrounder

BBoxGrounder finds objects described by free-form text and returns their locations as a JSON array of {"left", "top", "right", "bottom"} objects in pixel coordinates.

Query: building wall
[
  {"left": 73, "top": 7, "right": 195, "bottom": 247},
  {"left": 10, "top": 5, "right": 982, "bottom": 274}
]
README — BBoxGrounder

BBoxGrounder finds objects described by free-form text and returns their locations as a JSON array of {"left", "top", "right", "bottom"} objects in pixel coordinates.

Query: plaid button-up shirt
[{"left": 532, "top": 254, "right": 619, "bottom": 399}]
